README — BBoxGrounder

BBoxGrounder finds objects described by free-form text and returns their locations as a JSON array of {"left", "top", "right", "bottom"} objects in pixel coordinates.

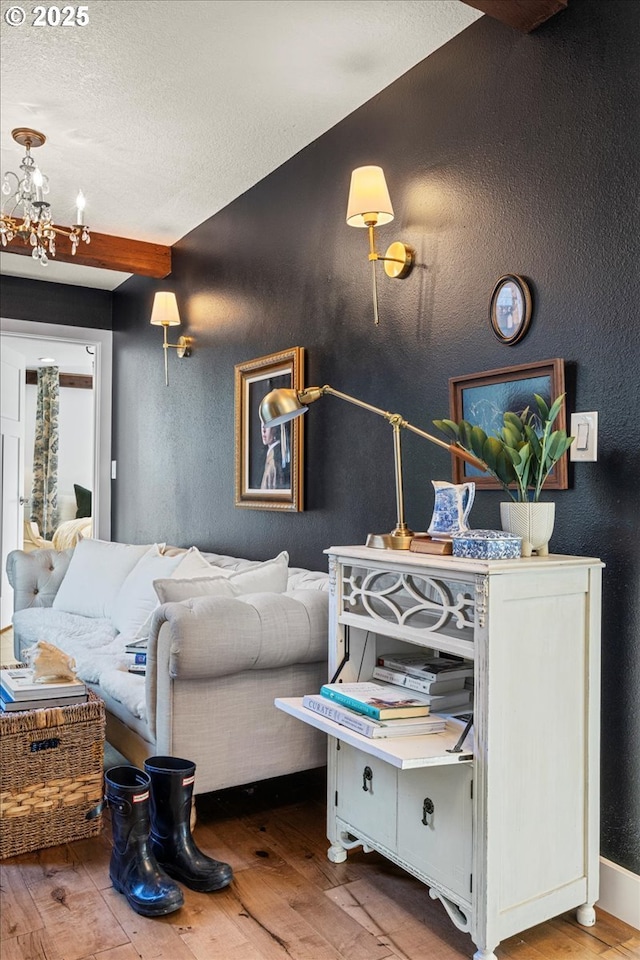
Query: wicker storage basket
[{"left": 0, "top": 689, "right": 105, "bottom": 859}]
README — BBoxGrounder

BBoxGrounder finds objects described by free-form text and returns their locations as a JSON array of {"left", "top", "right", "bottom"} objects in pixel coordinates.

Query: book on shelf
[
  {"left": 372, "top": 664, "right": 467, "bottom": 695},
  {"left": 0, "top": 684, "right": 87, "bottom": 712},
  {"left": 123, "top": 638, "right": 147, "bottom": 668},
  {"left": 428, "top": 690, "right": 473, "bottom": 712},
  {"left": 409, "top": 535, "right": 453, "bottom": 555},
  {"left": 124, "top": 651, "right": 147, "bottom": 666},
  {"left": 375, "top": 653, "right": 474, "bottom": 683},
  {"left": 301, "top": 695, "right": 446, "bottom": 738},
  {"left": 0, "top": 667, "right": 86, "bottom": 701},
  {"left": 319, "top": 681, "right": 432, "bottom": 720},
  {"left": 371, "top": 667, "right": 472, "bottom": 709}
]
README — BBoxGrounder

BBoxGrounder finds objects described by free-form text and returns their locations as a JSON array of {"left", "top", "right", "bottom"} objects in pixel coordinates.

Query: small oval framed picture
[{"left": 489, "top": 274, "right": 533, "bottom": 345}]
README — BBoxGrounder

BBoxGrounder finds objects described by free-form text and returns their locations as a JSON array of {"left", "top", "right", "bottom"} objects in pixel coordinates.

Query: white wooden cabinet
[{"left": 276, "top": 546, "right": 603, "bottom": 960}]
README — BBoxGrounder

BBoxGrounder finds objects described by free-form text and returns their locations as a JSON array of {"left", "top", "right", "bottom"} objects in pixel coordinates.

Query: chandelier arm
[{"left": 2, "top": 127, "right": 90, "bottom": 263}]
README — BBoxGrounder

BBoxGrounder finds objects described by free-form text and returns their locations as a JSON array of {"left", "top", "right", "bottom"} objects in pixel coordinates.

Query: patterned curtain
[{"left": 30, "top": 366, "right": 60, "bottom": 539}]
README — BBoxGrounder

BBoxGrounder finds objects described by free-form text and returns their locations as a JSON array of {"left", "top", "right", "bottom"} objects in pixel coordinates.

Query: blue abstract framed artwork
[{"left": 449, "top": 358, "right": 568, "bottom": 490}]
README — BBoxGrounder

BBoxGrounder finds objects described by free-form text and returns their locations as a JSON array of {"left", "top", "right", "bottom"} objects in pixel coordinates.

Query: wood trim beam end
[
  {"left": 6, "top": 228, "right": 171, "bottom": 278},
  {"left": 461, "top": 0, "right": 569, "bottom": 33}
]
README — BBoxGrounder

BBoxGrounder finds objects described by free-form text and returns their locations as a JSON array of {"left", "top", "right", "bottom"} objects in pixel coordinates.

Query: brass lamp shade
[
  {"left": 260, "top": 388, "right": 308, "bottom": 427},
  {"left": 346, "top": 166, "right": 394, "bottom": 227},
  {"left": 150, "top": 291, "right": 181, "bottom": 326}
]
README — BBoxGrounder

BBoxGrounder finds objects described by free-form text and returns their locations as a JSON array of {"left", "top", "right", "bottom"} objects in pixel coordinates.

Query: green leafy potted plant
[{"left": 433, "top": 394, "right": 574, "bottom": 556}]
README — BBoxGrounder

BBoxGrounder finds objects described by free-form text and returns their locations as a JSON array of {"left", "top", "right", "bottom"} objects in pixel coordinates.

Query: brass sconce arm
[
  {"left": 159, "top": 324, "right": 192, "bottom": 386},
  {"left": 261, "top": 384, "right": 487, "bottom": 549}
]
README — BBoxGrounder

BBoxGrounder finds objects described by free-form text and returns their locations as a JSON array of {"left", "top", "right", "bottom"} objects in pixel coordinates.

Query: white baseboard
[{"left": 598, "top": 857, "right": 640, "bottom": 930}]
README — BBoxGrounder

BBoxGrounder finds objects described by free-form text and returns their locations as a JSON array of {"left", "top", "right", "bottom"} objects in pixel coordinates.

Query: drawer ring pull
[
  {"left": 422, "top": 797, "right": 435, "bottom": 825},
  {"left": 362, "top": 766, "right": 373, "bottom": 792}
]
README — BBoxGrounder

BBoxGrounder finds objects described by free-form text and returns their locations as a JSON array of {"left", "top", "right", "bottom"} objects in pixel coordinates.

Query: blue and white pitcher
[{"left": 427, "top": 480, "right": 475, "bottom": 539}]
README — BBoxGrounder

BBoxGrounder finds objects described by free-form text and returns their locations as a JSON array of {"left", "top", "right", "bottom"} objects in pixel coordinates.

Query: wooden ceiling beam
[
  {"left": 461, "top": 0, "right": 568, "bottom": 33},
  {"left": 5, "top": 227, "right": 171, "bottom": 278},
  {"left": 26, "top": 370, "right": 93, "bottom": 389}
]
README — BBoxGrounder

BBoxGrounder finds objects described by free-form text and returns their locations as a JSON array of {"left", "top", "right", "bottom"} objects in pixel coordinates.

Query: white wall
[{"left": 24, "top": 381, "right": 94, "bottom": 523}]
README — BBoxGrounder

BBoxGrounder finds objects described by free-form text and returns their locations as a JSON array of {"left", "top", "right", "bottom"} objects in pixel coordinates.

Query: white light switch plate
[{"left": 570, "top": 412, "right": 598, "bottom": 461}]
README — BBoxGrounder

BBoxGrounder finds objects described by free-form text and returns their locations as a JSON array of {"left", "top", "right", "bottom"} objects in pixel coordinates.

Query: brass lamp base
[{"left": 366, "top": 525, "right": 415, "bottom": 551}]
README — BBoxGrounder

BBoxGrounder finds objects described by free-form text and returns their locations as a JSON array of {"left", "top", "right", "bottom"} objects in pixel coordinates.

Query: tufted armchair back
[{"left": 6, "top": 548, "right": 73, "bottom": 612}]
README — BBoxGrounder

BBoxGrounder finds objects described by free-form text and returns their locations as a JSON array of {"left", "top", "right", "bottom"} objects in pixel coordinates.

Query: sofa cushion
[
  {"left": 153, "top": 550, "right": 289, "bottom": 603},
  {"left": 171, "top": 546, "right": 231, "bottom": 579},
  {"left": 111, "top": 550, "right": 186, "bottom": 638},
  {"left": 99, "top": 667, "right": 147, "bottom": 721},
  {"left": 153, "top": 576, "right": 236, "bottom": 603},
  {"left": 53, "top": 539, "right": 158, "bottom": 620}
]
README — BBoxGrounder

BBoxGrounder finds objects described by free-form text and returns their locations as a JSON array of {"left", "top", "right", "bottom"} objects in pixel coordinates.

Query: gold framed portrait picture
[{"left": 234, "top": 347, "right": 305, "bottom": 511}]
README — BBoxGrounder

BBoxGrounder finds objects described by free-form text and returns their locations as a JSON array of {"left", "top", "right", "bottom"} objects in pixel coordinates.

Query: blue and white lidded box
[{"left": 452, "top": 529, "right": 522, "bottom": 560}]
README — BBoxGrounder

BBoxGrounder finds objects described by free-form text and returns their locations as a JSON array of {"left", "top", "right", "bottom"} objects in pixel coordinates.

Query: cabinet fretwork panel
[{"left": 276, "top": 546, "right": 602, "bottom": 960}]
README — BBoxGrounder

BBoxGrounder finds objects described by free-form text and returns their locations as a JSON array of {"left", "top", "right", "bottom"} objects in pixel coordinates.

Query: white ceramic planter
[{"left": 499, "top": 502, "right": 556, "bottom": 557}]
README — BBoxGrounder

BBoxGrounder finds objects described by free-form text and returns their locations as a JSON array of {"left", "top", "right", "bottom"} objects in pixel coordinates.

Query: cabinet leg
[
  {"left": 327, "top": 843, "right": 348, "bottom": 863},
  {"left": 577, "top": 903, "right": 596, "bottom": 926},
  {"left": 473, "top": 950, "right": 498, "bottom": 960}
]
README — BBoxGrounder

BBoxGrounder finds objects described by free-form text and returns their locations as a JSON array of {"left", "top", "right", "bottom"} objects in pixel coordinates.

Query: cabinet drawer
[
  {"left": 336, "top": 743, "right": 397, "bottom": 849},
  {"left": 397, "top": 764, "right": 473, "bottom": 900}
]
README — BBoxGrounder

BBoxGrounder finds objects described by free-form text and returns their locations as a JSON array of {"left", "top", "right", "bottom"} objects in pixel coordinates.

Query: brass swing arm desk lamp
[{"left": 259, "top": 384, "right": 487, "bottom": 550}]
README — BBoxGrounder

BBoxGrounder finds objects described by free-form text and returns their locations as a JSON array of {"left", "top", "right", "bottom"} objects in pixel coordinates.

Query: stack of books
[
  {"left": 0, "top": 667, "right": 87, "bottom": 712},
  {"left": 303, "top": 680, "right": 447, "bottom": 739},
  {"left": 124, "top": 638, "right": 147, "bottom": 674},
  {"left": 373, "top": 652, "right": 474, "bottom": 713}
]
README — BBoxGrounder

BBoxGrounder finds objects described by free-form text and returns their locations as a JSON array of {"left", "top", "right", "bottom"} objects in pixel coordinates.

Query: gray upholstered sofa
[{"left": 6, "top": 543, "right": 329, "bottom": 797}]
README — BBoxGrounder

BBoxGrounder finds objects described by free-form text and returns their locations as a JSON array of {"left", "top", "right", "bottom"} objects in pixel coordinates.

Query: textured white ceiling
[{"left": 0, "top": 0, "right": 481, "bottom": 289}]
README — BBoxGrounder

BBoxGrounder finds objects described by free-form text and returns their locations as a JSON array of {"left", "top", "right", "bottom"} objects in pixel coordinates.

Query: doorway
[{"left": 0, "top": 318, "right": 112, "bottom": 626}]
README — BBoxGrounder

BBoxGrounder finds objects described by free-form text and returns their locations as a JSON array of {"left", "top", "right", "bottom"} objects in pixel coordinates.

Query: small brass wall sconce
[
  {"left": 149, "top": 291, "right": 192, "bottom": 386},
  {"left": 346, "top": 165, "right": 414, "bottom": 325}
]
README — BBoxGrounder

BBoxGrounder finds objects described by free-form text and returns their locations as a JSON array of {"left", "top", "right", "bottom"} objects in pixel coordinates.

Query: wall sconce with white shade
[
  {"left": 149, "top": 291, "right": 192, "bottom": 386},
  {"left": 346, "top": 165, "right": 414, "bottom": 325},
  {"left": 259, "top": 384, "right": 486, "bottom": 550}
]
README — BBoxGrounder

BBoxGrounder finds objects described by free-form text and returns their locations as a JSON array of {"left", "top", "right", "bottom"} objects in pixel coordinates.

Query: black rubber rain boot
[
  {"left": 144, "top": 756, "right": 233, "bottom": 892},
  {"left": 105, "top": 765, "right": 184, "bottom": 917}
]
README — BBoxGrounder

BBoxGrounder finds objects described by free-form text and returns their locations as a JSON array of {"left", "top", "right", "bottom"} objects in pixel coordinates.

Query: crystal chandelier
[{"left": 1, "top": 127, "right": 90, "bottom": 265}]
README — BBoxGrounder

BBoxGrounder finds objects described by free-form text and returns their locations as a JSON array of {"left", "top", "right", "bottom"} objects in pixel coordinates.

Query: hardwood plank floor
[{"left": 1, "top": 769, "right": 638, "bottom": 960}]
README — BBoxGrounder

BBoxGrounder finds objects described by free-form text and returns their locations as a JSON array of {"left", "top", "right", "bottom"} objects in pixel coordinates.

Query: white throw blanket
[{"left": 15, "top": 607, "right": 147, "bottom": 721}]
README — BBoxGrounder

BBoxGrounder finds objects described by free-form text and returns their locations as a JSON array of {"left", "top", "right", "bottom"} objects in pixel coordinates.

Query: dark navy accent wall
[
  {"left": 1, "top": 275, "right": 112, "bottom": 329},
  {"left": 112, "top": 0, "right": 639, "bottom": 874},
  {"left": 9, "top": 0, "right": 636, "bottom": 873}
]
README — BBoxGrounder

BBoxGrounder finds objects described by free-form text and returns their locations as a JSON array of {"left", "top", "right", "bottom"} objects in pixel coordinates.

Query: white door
[{"left": 1, "top": 344, "right": 26, "bottom": 629}]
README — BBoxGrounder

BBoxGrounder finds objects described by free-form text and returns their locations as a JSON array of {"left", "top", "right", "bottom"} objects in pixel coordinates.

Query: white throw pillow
[
  {"left": 111, "top": 550, "right": 187, "bottom": 637},
  {"left": 52, "top": 540, "right": 158, "bottom": 620},
  {"left": 153, "top": 576, "right": 237, "bottom": 604},
  {"left": 154, "top": 550, "right": 289, "bottom": 603},
  {"left": 171, "top": 546, "right": 230, "bottom": 579}
]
